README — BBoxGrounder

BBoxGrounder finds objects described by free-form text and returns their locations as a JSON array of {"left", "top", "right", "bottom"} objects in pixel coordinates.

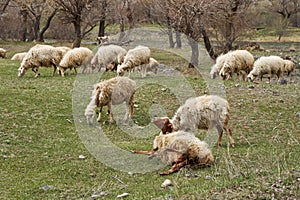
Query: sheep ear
[{"left": 152, "top": 117, "right": 170, "bottom": 130}]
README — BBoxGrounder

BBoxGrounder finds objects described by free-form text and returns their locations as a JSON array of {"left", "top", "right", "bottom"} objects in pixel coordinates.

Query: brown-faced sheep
[
  {"left": 85, "top": 76, "right": 136, "bottom": 125},
  {"left": 247, "top": 56, "right": 284, "bottom": 82},
  {"left": 58, "top": 47, "right": 93, "bottom": 77},
  {"left": 18, "top": 44, "right": 62, "bottom": 77},
  {"left": 132, "top": 130, "right": 214, "bottom": 175},
  {"left": 152, "top": 95, "right": 234, "bottom": 147},
  {"left": 282, "top": 59, "right": 295, "bottom": 76},
  {"left": 91, "top": 44, "right": 127, "bottom": 72},
  {"left": 117, "top": 45, "right": 151, "bottom": 77},
  {"left": 11, "top": 52, "right": 27, "bottom": 61},
  {"left": 0, "top": 48, "right": 7, "bottom": 58},
  {"left": 219, "top": 50, "right": 254, "bottom": 81}
]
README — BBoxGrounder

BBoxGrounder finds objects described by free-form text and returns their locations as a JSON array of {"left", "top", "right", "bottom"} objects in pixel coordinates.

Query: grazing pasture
[{"left": 0, "top": 42, "right": 299, "bottom": 199}]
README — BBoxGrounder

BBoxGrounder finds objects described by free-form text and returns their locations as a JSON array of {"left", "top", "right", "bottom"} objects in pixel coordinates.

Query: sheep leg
[
  {"left": 160, "top": 156, "right": 188, "bottom": 175},
  {"left": 52, "top": 66, "right": 57, "bottom": 76},
  {"left": 107, "top": 102, "right": 114, "bottom": 123},
  {"left": 33, "top": 67, "right": 40, "bottom": 78},
  {"left": 127, "top": 92, "right": 135, "bottom": 121},
  {"left": 74, "top": 67, "right": 77, "bottom": 75},
  {"left": 97, "top": 107, "right": 102, "bottom": 122},
  {"left": 225, "top": 127, "right": 235, "bottom": 148}
]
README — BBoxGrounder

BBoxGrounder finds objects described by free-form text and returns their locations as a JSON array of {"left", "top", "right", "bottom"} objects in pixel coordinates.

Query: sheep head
[
  {"left": 247, "top": 72, "right": 257, "bottom": 82},
  {"left": 18, "top": 66, "right": 26, "bottom": 77},
  {"left": 152, "top": 117, "right": 174, "bottom": 134}
]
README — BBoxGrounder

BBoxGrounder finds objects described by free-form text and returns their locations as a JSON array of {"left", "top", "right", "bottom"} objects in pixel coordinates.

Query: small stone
[
  {"left": 41, "top": 185, "right": 53, "bottom": 191},
  {"left": 133, "top": 104, "right": 139, "bottom": 108},
  {"left": 117, "top": 193, "right": 129, "bottom": 198},
  {"left": 161, "top": 179, "right": 172, "bottom": 188},
  {"left": 79, "top": 155, "right": 86, "bottom": 159}
]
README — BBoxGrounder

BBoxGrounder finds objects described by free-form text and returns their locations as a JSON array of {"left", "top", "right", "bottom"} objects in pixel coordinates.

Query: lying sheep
[
  {"left": 58, "top": 47, "right": 93, "bottom": 77},
  {"left": 210, "top": 53, "right": 227, "bottom": 79},
  {"left": 18, "top": 44, "right": 62, "bottom": 77},
  {"left": 132, "top": 131, "right": 214, "bottom": 175},
  {"left": 117, "top": 45, "right": 151, "bottom": 77},
  {"left": 85, "top": 76, "right": 136, "bottom": 125},
  {"left": 247, "top": 56, "right": 284, "bottom": 82},
  {"left": 0, "top": 48, "right": 7, "bottom": 58},
  {"left": 11, "top": 52, "right": 27, "bottom": 61},
  {"left": 219, "top": 50, "right": 254, "bottom": 81},
  {"left": 282, "top": 59, "right": 295, "bottom": 76},
  {"left": 152, "top": 95, "right": 235, "bottom": 147},
  {"left": 91, "top": 44, "right": 127, "bottom": 72}
]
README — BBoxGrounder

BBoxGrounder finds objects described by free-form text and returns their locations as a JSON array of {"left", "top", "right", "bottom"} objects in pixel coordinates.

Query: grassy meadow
[{"left": 0, "top": 39, "right": 299, "bottom": 200}]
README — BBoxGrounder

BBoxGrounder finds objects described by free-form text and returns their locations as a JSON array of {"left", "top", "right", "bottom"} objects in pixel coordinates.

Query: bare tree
[
  {"left": 10, "top": 0, "right": 58, "bottom": 41},
  {"left": 267, "top": 0, "right": 300, "bottom": 41},
  {"left": 55, "top": 0, "right": 100, "bottom": 47},
  {"left": 0, "top": 0, "right": 11, "bottom": 14}
]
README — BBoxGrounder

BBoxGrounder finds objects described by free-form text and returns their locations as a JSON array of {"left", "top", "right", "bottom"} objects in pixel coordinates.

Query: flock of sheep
[
  {"left": 210, "top": 49, "right": 295, "bottom": 83},
  {"left": 8, "top": 43, "right": 159, "bottom": 78},
  {"left": 2, "top": 43, "right": 298, "bottom": 175}
]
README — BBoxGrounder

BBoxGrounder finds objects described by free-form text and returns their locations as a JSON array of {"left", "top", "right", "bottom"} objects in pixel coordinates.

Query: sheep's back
[
  {"left": 21, "top": 45, "right": 61, "bottom": 68},
  {"left": 173, "top": 95, "right": 229, "bottom": 131}
]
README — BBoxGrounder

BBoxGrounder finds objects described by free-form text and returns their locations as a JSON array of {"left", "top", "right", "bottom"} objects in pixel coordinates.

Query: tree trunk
[
  {"left": 73, "top": 20, "right": 82, "bottom": 48},
  {"left": 201, "top": 28, "right": 217, "bottom": 60},
  {"left": 33, "top": 15, "right": 41, "bottom": 40},
  {"left": 38, "top": 9, "right": 57, "bottom": 42},
  {"left": 167, "top": 16, "right": 174, "bottom": 48},
  {"left": 98, "top": 19, "right": 105, "bottom": 37},
  {"left": 188, "top": 38, "right": 199, "bottom": 68},
  {"left": 119, "top": 17, "right": 125, "bottom": 42},
  {"left": 175, "top": 31, "right": 181, "bottom": 48},
  {"left": 20, "top": 7, "right": 28, "bottom": 42}
]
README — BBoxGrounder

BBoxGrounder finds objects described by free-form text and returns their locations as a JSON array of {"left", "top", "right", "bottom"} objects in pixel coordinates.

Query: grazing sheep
[
  {"left": 210, "top": 53, "right": 227, "bottom": 79},
  {"left": 282, "top": 59, "right": 295, "bottom": 76},
  {"left": 130, "top": 57, "right": 159, "bottom": 75},
  {"left": 117, "top": 45, "right": 151, "bottom": 77},
  {"left": 219, "top": 50, "right": 254, "bottom": 81},
  {"left": 58, "top": 47, "right": 93, "bottom": 77},
  {"left": 132, "top": 131, "right": 214, "bottom": 175},
  {"left": 18, "top": 44, "right": 62, "bottom": 77},
  {"left": 11, "top": 52, "right": 27, "bottom": 61},
  {"left": 152, "top": 95, "right": 235, "bottom": 147},
  {"left": 55, "top": 46, "right": 71, "bottom": 57},
  {"left": 91, "top": 44, "right": 127, "bottom": 72},
  {"left": 85, "top": 76, "right": 136, "bottom": 125},
  {"left": 247, "top": 56, "right": 284, "bottom": 82},
  {"left": 0, "top": 48, "right": 7, "bottom": 58}
]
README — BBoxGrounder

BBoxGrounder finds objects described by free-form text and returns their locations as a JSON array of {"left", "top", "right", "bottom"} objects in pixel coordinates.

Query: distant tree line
[{"left": 0, "top": 0, "right": 299, "bottom": 64}]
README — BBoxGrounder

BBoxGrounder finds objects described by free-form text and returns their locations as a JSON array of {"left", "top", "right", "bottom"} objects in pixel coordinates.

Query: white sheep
[
  {"left": 85, "top": 76, "right": 136, "bottom": 125},
  {"left": 11, "top": 52, "right": 27, "bottom": 61},
  {"left": 18, "top": 44, "right": 62, "bottom": 77},
  {"left": 58, "top": 47, "right": 93, "bottom": 77},
  {"left": 219, "top": 50, "right": 254, "bottom": 81},
  {"left": 117, "top": 45, "right": 151, "bottom": 77},
  {"left": 282, "top": 59, "right": 295, "bottom": 76},
  {"left": 247, "top": 56, "right": 284, "bottom": 82},
  {"left": 132, "top": 130, "right": 214, "bottom": 175},
  {"left": 210, "top": 53, "right": 227, "bottom": 79},
  {"left": 152, "top": 95, "right": 235, "bottom": 147},
  {"left": 0, "top": 48, "right": 7, "bottom": 58},
  {"left": 91, "top": 44, "right": 127, "bottom": 72}
]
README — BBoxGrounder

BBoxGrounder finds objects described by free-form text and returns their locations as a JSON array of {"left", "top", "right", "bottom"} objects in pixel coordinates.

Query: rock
[
  {"left": 79, "top": 155, "right": 86, "bottom": 159},
  {"left": 161, "top": 179, "right": 172, "bottom": 188},
  {"left": 117, "top": 193, "right": 129, "bottom": 198}
]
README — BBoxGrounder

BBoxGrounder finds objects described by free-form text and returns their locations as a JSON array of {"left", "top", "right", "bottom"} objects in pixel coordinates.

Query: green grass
[{"left": 0, "top": 41, "right": 299, "bottom": 199}]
